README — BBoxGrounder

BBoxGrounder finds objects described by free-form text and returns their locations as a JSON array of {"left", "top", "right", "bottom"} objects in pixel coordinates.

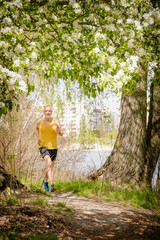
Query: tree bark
[
  {"left": 145, "top": 83, "right": 160, "bottom": 186},
  {"left": 0, "top": 165, "right": 26, "bottom": 192},
  {"left": 88, "top": 79, "right": 147, "bottom": 185}
]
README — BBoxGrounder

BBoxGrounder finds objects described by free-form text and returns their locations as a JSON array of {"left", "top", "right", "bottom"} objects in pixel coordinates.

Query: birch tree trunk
[{"left": 145, "top": 83, "right": 160, "bottom": 186}]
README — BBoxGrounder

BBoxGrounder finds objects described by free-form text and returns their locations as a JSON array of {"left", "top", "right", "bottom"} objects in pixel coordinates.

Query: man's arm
[
  {"left": 36, "top": 120, "right": 41, "bottom": 145},
  {"left": 55, "top": 119, "right": 63, "bottom": 136}
]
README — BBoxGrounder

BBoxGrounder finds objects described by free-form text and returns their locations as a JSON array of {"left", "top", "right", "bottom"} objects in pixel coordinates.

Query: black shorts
[{"left": 39, "top": 147, "right": 57, "bottom": 161}]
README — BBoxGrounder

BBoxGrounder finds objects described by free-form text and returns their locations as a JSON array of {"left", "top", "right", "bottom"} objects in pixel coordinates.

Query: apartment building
[
  {"left": 58, "top": 99, "right": 87, "bottom": 136},
  {"left": 57, "top": 99, "right": 120, "bottom": 137}
]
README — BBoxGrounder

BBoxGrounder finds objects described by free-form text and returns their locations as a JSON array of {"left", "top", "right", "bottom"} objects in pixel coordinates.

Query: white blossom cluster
[
  {"left": 0, "top": 66, "right": 27, "bottom": 92},
  {"left": 0, "top": 0, "right": 159, "bottom": 113}
]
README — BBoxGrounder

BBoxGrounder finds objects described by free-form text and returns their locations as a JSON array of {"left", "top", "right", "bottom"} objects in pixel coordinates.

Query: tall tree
[{"left": 0, "top": 0, "right": 159, "bottom": 185}]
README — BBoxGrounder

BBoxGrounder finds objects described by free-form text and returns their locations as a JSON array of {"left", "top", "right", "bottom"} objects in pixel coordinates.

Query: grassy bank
[
  {"left": 54, "top": 180, "right": 160, "bottom": 210},
  {"left": 22, "top": 178, "right": 160, "bottom": 211}
]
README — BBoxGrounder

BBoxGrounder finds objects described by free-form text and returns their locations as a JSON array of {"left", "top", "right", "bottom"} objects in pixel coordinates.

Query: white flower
[
  {"left": 31, "top": 51, "right": 37, "bottom": 59},
  {"left": 69, "top": 0, "right": 75, "bottom": 4},
  {"left": 117, "top": 19, "right": 123, "bottom": 24},
  {"left": 108, "top": 46, "right": 115, "bottom": 54},
  {"left": 73, "top": 21, "right": 78, "bottom": 28},
  {"left": 63, "top": 43, "right": 68, "bottom": 49},
  {"left": 117, "top": 69, "right": 125, "bottom": 77},
  {"left": 99, "top": 55, "right": 105, "bottom": 64},
  {"left": 129, "top": 55, "right": 139, "bottom": 67},
  {"left": 143, "top": 22, "right": 149, "bottom": 27},
  {"left": 143, "top": 13, "right": 151, "bottom": 20},
  {"left": 3, "top": 17, "right": 12, "bottom": 24},
  {"left": 9, "top": 78, "right": 16, "bottom": 85},
  {"left": 148, "top": 18, "right": 154, "bottom": 25},
  {"left": 19, "top": 28, "right": 23, "bottom": 34},
  {"left": 107, "top": 24, "right": 116, "bottom": 31},
  {"left": 80, "top": 52, "right": 85, "bottom": 58},
  {"left": 24, "top": 58, "right": 29, "bottom": 64},
  {"left": 79, "top": 71, "right": 84, "bottom": 76},
  {"left": 72, "top": 3, "right": 79, "bottom": 8},
  {"left": 14, "top": 58, "right": 20, "bottom": 67},
  {"left": 31, "top": 42, "right": 36, "bottom": 46},
  {"left": 0, "top": 41, "right": 8, "bottom": 47},
  {"left": 57, "top": 49, "right": 62, "bottom": 55},
  {"left": 125, "top": 51, "right": 130, "bottom": 58},
  {"left": 128, "top": 64, "right": 135, "bottom": 73},
  {"left": 123, "top": 36, "right": 128, "bottom": 41},
  {"left": 131, "top": 8, "right": 138, "bottom": 16},
  {"left": 138, "top": 48, "right": 146, "bottom": 57},
  {"left": 62, "top": 33, "right": 69, "bottom": 40},
  {"left": 1, "top": 27, "right": 12, "bottom": 34},
  {"left": 120, "top": 62, "right": 126, "bottom": 68},
  {"left": 38, "top": 7, "right": 44, "bottom": 13},
  {"left": 52, "top": 14, "right": 57, "bottom": 21},
  {"left": 127, "top": 19, "right": 133, "bottom": 24},
  {"left": 0, "top": 102, "right": 5, "bottom": 108},
  {"left": 19, "top": 80, "right": 27, "bottom": 92},
  {"left": 134, "top": 20, "right": 143, "bottom": 30},
  {"left": 72, "top": 32, "right": 81, "bottom": 39},
  {"left": 128, "top": 39, "right": 134, "bottom": 48},
  {"left": 75, "top": 8, "right": 81, "bottom": 14},
  {"left": 93, "top": 47, "right": 100, "bottom": 53},
  {"left": 130, "top": 30, "right": 135, "bottom": 38},
  {"left": 15, "top": 43, "right": 22, "bottom": 52},
  {"left": 105, "top": 6, "right": 110, "bottom": 11}
]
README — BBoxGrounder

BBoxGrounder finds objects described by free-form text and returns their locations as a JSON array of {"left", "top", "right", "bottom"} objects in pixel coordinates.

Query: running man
[{"left": 36, "top": 106, "right": 63, "bottom": 192}]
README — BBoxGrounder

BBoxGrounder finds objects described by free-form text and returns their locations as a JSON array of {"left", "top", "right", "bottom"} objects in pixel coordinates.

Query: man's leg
[{"left": 44, "top": 154, "right": 54, "bottom": 185}]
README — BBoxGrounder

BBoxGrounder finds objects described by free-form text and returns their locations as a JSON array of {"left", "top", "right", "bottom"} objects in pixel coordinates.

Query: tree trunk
[
  {"left": 0, "top": 165, "right": 26, "bottom": 192},
  {"left": 88, "top": 80, "right": 147, "bottom": 185},
  {"left": 145, "top": 83, "right": 160, "bottom": 187}
]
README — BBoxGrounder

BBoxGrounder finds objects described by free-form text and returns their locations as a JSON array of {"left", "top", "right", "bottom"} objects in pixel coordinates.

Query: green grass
[
  {"left": 18, "top": 177, "right": 160, "bottom": 210},
  {"left": 0, "top": 194, "right": 20, "bottom": 206},
  {"left": 18, "top": 177, "right": 50, "bottom": 196},
  {"left": 54, "top": 179, "right": 160, "bottom": 210},
  {"left": 54, "top": 202, "right": 74, "bottom": 213},
  {"left": 0, "top": 227, "right": 59, "bottom": 240},
  {"left": 29, "top": 197, "right": 49, "bottom": 207}
]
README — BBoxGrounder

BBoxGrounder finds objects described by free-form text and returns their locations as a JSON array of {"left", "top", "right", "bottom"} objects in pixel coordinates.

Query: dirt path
[
  {"left": 47, "top": 191, "right": 160, "bottom": 240},
  {"left": 0, "top": 190, "right": 160, "bottom": 240}
]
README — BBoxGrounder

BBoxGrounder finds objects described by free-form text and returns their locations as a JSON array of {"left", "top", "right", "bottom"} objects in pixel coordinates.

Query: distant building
[
  {"left": 55, "top": 99, "right": 120, "bottom": 137},
  {"left": 58, "top": 99, "right": 86, "bottom": 136}
]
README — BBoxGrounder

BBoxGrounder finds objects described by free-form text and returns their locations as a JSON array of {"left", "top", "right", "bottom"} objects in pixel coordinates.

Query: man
[{"left": 36, "top": 106, "right": 63, "bottom": 192}]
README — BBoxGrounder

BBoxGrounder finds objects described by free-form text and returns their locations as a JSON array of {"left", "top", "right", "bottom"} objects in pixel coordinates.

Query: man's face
[{"left": 44, "top": 107, "right": 52, "bottom": 118}]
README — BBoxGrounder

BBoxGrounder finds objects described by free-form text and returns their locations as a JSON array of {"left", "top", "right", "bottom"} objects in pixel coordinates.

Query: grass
[
  {"left": 0, "top": 227, "right": 59, "bottom": 240},
  {"left": 54, "top": 179, "right": 160, "bottom": 210},
  {"left": 29, "top": 197, "right": 49, "bottom": 207},
  {"left": 19, "top": 177, "right": 160, "bottom": 210},
  {"left": 55, "top": 202, "right": 74, "bottom": 212}
]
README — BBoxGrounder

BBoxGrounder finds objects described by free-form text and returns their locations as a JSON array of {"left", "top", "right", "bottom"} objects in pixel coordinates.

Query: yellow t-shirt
[{"left": 39, "top": 119, "right": 57, "bottom": 149}]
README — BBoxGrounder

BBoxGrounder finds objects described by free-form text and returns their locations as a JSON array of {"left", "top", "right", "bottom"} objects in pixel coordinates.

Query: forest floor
[{"left": 0, "top": 189, "right": 160, "bottom": 240}]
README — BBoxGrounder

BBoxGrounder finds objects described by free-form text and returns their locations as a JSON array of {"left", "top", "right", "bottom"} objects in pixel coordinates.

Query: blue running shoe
[
  {"left": 50, "top": 184, "right": 56, "bottom": 192},
  {"left": 42, "top": 180, "right": 49, "bottom": 192}
]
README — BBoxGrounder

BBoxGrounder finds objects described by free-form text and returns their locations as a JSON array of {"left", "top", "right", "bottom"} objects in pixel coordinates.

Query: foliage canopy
[{"left": 0, "top": 0, "right": 159, "bottom": 115}]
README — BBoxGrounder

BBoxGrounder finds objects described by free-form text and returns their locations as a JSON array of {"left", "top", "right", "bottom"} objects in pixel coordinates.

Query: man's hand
[{"left": 54, "top": 119, "right": 63, "bottom": 136}]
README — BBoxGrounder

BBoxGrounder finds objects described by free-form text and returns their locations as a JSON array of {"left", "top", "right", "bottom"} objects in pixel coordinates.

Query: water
[
  {"left": 57, "top": 149, "right": 160, "bottom": 188},
  {"left": 58, "top": 150, "right": 111, "bottom": 176},
  {"left": 76, "top": 151, "right": 110, "bottom": 175}
]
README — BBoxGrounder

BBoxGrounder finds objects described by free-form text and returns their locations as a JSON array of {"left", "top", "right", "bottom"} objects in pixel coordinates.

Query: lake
[{"left": 58, "top": 149, "right": 111, "bottom": 176}]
